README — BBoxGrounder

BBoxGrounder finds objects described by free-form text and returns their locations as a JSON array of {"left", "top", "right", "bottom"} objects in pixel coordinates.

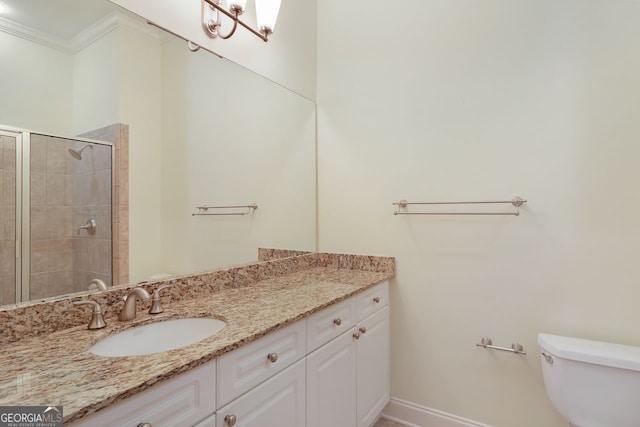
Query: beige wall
[
  {"left": 118, "top": 25, "right": 163, "bottom": 283},
  {"left": 159, "top": 36, "right": 316, "bottom": 275},
  {"left": 317, "top": 0, "right": 640, "bottom": 426},
  {"left": 0, "top": 32, "right": 72, "bottom": 134},
  {"left": 72, "top": 29, "right": 120, "bottom": 136}
]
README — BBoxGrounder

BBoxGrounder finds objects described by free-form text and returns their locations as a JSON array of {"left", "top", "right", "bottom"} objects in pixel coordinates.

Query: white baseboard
[{"left": 381, "top": 397, "right": 493, "bottom": 427}]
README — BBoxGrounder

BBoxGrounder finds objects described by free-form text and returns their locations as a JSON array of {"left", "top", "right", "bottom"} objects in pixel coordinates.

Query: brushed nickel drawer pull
[
  {"left": 359, "top": 326, "right": 367, "bottom": 334},
  {"left": 373, "top": 297, "right": 381, "bottom": 303},
  {"left": 267, "top": 352, "right": 278, "bottom": 363},
  {"left": 333, "top": 318, "right": 342, "bottom": 326},
  {"left": 224, "top": 414, "right": 237, "bottom": 426}
]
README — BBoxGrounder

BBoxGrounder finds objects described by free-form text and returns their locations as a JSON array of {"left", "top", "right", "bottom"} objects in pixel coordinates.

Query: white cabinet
[
  {"left": 356, "top": 281, "right": 389, "bottom": 320},
  {"left": 69, "top": 360, "right": 216, "bottom": 427},
  {"left": 306, "top": 326, "right": 358, "bottom": 427},
  {"left": 306, "top": 297, "right": 357, "bottom": 353},
  {"left": 217, "top": 320, "right": 306, "bottom": 408},
  {"left": 306, "top": 281, "right": 390, "bottom": 427},
  {"left": 194, "top": 414, "right": 216, "bottom": 427},
  {"left": 216, "top": 359, "right": 306, "bottom": 427},
  {"left": 357, "top": 306, "right": 390, "bottom": 427},
  {"left": 70, "top": 280, "right": 390, "bottom": 427}
]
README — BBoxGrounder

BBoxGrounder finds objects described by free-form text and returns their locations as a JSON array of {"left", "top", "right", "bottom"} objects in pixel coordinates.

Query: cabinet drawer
[
  {"left": 216, "top": 359, "right": 305, "bottom": 427},
  {"left": 306, "top": 297, "right": 357, "bottom": 353},
  {"left": 356, "top": 281, "right": 389, "bottom": 321},
  {"left": 69, "top": 360, "right": 216, "bottom": 427},
  {"left": 217, "top": 320, "right": 306, "bottom": 408}
]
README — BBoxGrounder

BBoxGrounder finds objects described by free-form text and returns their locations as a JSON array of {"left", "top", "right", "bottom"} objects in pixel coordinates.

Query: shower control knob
[
  {"left": 224, "top": 414, "right": 237, "bottom": 426},
  {"left": 333, "top": 318, "right": 342, "bottom": 326},
  {"left": 77, "top": 218, "right": 97, "bottom": 235}
]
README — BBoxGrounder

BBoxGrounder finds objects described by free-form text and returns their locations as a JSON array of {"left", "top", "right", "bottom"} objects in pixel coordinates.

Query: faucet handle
[
  {"left": 149, "top": 281, "right": 175, "bottom": 315},
  {"left": 74, "top": 300, "right": 107, "bottom": 330}
]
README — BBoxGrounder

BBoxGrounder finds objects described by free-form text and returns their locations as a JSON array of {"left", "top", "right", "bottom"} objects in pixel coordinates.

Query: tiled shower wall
[
  {"left": 70, "top": 141, "right": 112, "bottom": 291},
  {"left": 0, "top": 135, "right": 16, "bottom": 305},
  {"left": 29, "top": 134, "right": 113, "bottom": 298},
  {"left": 80, "top": 124, "right": 129, "bottom": 286}
]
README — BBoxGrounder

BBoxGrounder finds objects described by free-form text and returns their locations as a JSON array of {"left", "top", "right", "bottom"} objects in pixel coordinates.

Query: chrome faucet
[
  {"left": 87, "top": 279, "right": 107, "bottom": 291},
  {"left": 119, "top": 287, "right": 151, "bottom": 321}
]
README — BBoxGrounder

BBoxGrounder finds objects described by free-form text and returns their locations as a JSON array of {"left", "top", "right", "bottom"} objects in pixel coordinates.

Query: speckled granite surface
[
  {"left": 258, "top": 247, "right": 313, "bottom": 261},
  {"left": 0, "top": 252, "right": 394, "bottom": 424}
]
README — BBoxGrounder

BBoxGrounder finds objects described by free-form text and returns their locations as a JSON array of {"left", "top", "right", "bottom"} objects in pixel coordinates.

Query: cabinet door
[
  {"left": 216, "top": 359, "right": 305, "bottom": 427},
  {"left": 306, "top": 328, "right": 357, "bottom": 427},
  {"left": 68, "top": 360, "right": 216, "bottom": 427},
  {"left": 194, "top": 414, "right": 216, "bottom": 427},
  {"left": 217, "top": 320, "right": 306, "bottom": 408},
  {"left": 357, "top": 306, "right": 390, "bottom": 427}
]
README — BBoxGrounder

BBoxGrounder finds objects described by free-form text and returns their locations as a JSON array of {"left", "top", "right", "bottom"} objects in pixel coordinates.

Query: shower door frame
[
  {"left": 0, "top": 124, "right": 115, "bottom": 304},
  {"left": 0, "top": 128, "right": 25, "bottom": 302}
]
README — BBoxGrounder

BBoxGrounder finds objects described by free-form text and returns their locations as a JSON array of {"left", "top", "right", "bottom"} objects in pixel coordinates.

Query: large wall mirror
[{"left": 0, "top": 0, "right": 316, "bottom": 306}]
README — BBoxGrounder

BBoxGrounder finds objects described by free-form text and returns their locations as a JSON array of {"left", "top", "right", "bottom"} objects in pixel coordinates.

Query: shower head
[{"left": 68, "top": 144, "right": 93, "bottom": 160}]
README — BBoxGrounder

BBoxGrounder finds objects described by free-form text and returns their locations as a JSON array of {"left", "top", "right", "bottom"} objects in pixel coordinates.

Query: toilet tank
[{"left": 538, "top": 333, "right": 640, "bottom": 427}]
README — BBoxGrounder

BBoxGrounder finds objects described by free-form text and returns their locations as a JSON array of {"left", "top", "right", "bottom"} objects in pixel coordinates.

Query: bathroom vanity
[{"left": 0, "top": 253, "right": 394, "bottom": 427}]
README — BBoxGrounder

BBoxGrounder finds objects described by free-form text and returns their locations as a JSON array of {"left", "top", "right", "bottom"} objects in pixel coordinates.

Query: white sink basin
[{"left": 90, "top": 317, "right": 226, "bottom": 357}]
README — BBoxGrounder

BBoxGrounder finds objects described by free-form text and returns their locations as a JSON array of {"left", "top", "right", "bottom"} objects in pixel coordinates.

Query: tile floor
[{"left": 374, "top": 417, "right": 409, "bottom": 427}]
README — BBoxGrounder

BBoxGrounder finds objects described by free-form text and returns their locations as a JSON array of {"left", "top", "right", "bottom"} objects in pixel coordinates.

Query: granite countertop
[{"left": 0, "top": 266, "right": 392, "bottom": 424}]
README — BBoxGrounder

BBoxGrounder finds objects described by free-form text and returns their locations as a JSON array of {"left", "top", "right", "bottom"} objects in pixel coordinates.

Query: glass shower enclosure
[{"left": 0, "top": 126, "right": 113, "bottom": 305}]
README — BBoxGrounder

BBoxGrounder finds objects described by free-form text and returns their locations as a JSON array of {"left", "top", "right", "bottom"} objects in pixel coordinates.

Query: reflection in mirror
[
  {"left": 0, "top": 0, "right": 316, "bottom": 307},
  {"left": 0, "top": 131, "right": 18, "bottom": 305},
  {"left": 0, "top": 129, "right": 114, "bottom": 305},
  {"left": 29, "top": 134, "right": 113, "bottom": 301}
]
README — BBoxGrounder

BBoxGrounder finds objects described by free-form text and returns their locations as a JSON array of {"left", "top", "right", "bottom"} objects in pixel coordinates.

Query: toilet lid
[{"left": 538, "top": 333, "right": 640, "bottom": 372}]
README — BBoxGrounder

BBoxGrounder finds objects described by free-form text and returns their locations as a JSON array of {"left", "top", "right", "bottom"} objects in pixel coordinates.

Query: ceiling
[{"left": 0, "top": 0, "right": 120, "bottom": 40}]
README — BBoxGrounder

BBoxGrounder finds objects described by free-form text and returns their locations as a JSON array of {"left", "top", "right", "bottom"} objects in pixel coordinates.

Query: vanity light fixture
[{"left": 202, "top": 0, "right": 282, "bottom": 42}]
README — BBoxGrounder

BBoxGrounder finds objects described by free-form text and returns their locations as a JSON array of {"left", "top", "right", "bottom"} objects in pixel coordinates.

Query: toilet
[{"left": 538, "top": 333, "right": 640, "bottom": 427}]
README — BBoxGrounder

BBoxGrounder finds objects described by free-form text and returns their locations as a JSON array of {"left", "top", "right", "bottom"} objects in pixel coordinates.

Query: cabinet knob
[
  {"left": 359, "top": 326, "right": 367, "bottom": 334},
  {"left": 224, "top": 414, "right": 237, "bottom": 426},
  {"left": 353, "top": 332, "right": 361, "bottom": 340},
  {"left": 267, "top": 352, "right": 278, "bottom": 363},
  {"left": 137, "top": 424, "right": 152, "bottom": 427},
  {"left": 373, "top": 297, "right": 381, "bottom": 303},
  {"left": 333, "top": 318, "right": 342, "bottom": 326}
]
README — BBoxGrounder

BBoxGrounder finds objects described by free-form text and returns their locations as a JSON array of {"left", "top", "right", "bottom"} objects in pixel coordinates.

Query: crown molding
[
  {"left": 0, "top": 11, "right": 160, "bottom": 54},
  {"left": 0, "top": 16, "right": 69, "bottom": 51}
]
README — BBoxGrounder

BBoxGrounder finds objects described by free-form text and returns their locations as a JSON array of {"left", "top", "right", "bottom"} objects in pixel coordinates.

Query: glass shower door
[
  {"left": 0, "top": 126, "right": 113, "bottom": 304},
  {"left": 29, "top": 134, "right": 113, "bottom": 300}
]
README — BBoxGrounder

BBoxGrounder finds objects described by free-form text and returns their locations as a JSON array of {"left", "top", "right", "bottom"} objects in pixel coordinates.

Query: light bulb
[{"left": 255, "top": 0, "right": 282, "bottom": 35}]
